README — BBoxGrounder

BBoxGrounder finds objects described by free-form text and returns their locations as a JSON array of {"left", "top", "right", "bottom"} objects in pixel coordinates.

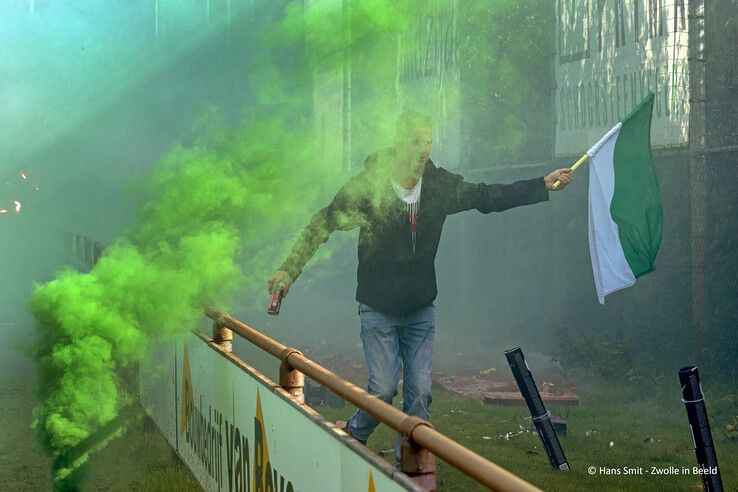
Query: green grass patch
[
  {"left": 20, "top": 378, "right": 733, "bottom": 491},
  {"left": 316, "top": 380, "right": 738, "bottom": 491}
]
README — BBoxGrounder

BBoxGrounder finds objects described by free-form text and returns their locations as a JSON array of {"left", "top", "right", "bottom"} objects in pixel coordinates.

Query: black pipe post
[
  {"left": 505, "top": 347, "right": 569, "bottom": 470},
  {"left": 679, "top": 366, "right": 723, "bottom": 492}
]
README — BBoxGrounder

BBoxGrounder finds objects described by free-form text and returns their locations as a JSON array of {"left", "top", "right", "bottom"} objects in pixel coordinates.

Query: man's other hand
[
  {"left": 268, "top": 270, "right": 293, "bottom": 296},
  {"left": 545, "top": 168, "right": 573, "bottom": 191}
]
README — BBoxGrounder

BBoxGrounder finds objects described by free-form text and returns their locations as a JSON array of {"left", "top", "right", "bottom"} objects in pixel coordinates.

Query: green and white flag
[{"left": 588, "top": 92, "right": 663, "bottom": 304}]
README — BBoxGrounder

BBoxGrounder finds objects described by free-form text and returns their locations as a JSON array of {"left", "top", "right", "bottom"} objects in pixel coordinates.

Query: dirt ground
[{"left": 0, "top": 327, "right": 51, "bottom": 491}]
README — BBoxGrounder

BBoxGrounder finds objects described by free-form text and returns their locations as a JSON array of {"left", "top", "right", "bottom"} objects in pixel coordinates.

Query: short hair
[{"left": 396, "top": 110, "right": 433, "bottom": 138}]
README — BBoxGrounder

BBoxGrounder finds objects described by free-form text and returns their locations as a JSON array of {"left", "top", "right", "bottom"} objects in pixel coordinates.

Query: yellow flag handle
[{"left": 552, "top": 153, "right": 589, "bottom": 189}]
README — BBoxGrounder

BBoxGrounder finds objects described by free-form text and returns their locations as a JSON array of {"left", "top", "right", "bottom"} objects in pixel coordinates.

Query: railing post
[
  {"left": 279, "top": 349, "right": 305, "bottom": 404},
  {"left": 400, "top": 416, "right": 437, "bottom": 490},
  {"left": 212, "top": 316, "right": 233, "bottom": 353},
  {"left": 400, "top": 438, "right": 437, "bottom": 490}
]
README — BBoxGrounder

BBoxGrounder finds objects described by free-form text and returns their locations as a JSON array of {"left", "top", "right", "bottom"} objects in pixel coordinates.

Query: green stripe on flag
[{"left": 611, "top": 92, "right": 663, "bottom": 278}]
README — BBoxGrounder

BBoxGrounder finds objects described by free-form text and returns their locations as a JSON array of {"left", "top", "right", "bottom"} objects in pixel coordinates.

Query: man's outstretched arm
[
  {"left": 268, "top": 179, "right": 366, "bottom": 296},
  {"left": 442, "top": 168, "right": 572, "bottom": 215},
  {"left": 269, "top": 205, "right": 337, "bottom": 296}
]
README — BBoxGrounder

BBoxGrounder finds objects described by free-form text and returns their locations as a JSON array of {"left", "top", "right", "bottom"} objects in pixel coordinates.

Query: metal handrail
[{"left": 205, "top": 307, "right": 541, "bottom": 492}]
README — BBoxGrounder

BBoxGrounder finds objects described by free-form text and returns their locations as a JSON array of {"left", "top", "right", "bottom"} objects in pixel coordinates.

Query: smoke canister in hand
[{"left": 267, "top": 286, "right": 284, "bottom": 316}]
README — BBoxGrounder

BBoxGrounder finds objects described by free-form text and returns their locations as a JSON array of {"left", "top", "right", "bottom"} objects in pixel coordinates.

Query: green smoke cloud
[
  {"left": 31, "top": 109, "right": 327, "bottom": 486},
  {"left": 29, "top": 0, "right": 552, "bottom": 488}
]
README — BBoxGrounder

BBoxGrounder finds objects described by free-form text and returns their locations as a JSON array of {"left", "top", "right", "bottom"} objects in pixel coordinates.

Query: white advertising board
[
  {"left": 555, "top": 0, "right": 691, "bottom": 155},
  {"left": 140, "top": 331, "right": 420, "bottom": 492}
]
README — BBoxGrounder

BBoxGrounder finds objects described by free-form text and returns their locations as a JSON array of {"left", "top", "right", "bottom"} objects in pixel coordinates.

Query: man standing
[{"left": 268, "top": 111, "right": 572, "bottom": 459}]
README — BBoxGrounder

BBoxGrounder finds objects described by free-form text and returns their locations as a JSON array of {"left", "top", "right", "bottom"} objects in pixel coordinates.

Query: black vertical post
[
  {"left": 505, "top": 347, "right": 569, "bottom": 470},
  {"left": 679, "top": 366, "right": 723, "bottom": 492}
]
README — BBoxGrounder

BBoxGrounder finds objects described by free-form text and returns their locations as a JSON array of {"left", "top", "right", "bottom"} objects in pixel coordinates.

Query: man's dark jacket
[{"left": 280, "top": 148, "right": 549, "bottom": 315}]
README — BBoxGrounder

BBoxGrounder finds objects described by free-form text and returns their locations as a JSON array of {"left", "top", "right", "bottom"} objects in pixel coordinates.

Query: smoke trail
[{"left": 31, "top": 107, "right": 329, "bottom": 486}]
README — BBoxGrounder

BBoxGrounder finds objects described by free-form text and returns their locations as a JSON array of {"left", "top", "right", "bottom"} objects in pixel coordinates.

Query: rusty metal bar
[
  {"left": 212, "top": 317, "right": 233, "bottom": 353},
  {"left": 205, "top": 307, "right": 286, "bottom": 358},
  {"left": 204, "top": 308, "right": 540, "bottom": 492}
]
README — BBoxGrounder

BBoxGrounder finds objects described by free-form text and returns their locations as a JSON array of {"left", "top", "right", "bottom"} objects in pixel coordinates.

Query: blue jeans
[{"left": 346, "top": 302, "right": 435, "bottom": 462}]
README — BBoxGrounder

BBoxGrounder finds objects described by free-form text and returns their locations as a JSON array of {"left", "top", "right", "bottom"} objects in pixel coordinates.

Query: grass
[
  {"left": 315, "top": 379, "right": 738, "bottom": 491},
  {"left": 5, "top": 366, "right": 735, "bottom": 491},
  {"left": 79, "top": 416, "right": 201, "bottom": 492},
  {"left": 0, "top": 372, "right": 201, "bottom": 492}
]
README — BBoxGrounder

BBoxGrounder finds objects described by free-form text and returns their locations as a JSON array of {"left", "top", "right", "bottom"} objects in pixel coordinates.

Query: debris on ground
[
  {"left": 433, "top": 371, "right": 579, "bottom": 406},
  {"left": 482, "top": 389, "right": 579, "bottom": 406},
  {"left": 499, "top": 431, "right": 524, "bottom": 441},
  {"left": 433, "top": 372, "right": 514, "bottom": 399}
]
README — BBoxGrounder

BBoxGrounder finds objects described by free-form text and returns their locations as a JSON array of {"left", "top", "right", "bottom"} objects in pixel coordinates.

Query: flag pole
[
  {"left": 553, "top": 121, "right": 623, "bottom": 189},
  {"left": 552, "top": 153, "right": 588, "bottom": 189}
]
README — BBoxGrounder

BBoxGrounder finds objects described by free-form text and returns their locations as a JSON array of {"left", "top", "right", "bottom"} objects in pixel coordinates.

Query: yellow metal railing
[{"left": 205, "top": 307, "right": 541, "bottom": 492}]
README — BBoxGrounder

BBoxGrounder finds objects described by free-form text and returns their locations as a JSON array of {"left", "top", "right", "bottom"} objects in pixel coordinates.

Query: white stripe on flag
[
  {"left": 587, "top": 122, "right": 623, "bottom": 158},
  {"left": 587, "top": 123, "right": 636, "bottom": 304}
]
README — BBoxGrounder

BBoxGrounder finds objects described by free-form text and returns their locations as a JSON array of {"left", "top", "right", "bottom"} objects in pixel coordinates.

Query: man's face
[{"left": 396, "top": 126, "right": 433, "bottom": 170}]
